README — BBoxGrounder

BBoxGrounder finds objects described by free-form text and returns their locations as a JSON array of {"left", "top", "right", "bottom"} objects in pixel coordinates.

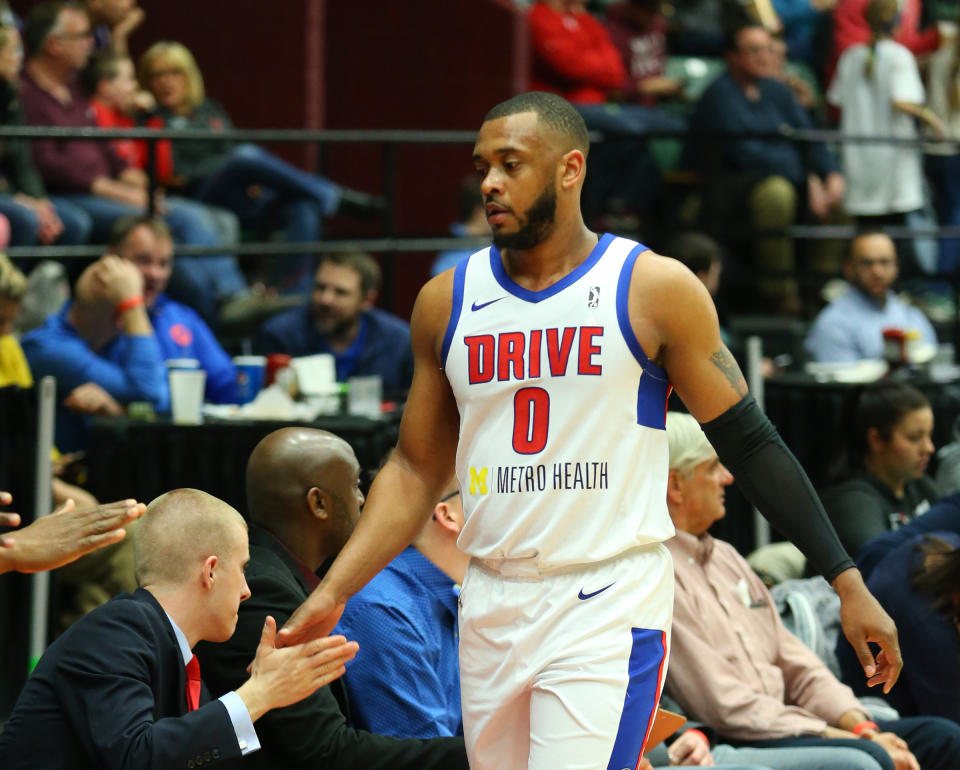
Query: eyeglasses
[
  {"left": 56, "top": 29, "right": 94, "bottom": 41},
  {"left": 439, "top": 490, "right": 460, "bottom": 503}
]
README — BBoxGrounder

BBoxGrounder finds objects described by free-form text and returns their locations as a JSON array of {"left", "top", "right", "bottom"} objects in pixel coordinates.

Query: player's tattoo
[{"left": 709, "top": 348, "right": 748, "bottom": 397}]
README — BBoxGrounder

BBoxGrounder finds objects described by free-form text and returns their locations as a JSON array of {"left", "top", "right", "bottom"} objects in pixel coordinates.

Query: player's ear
[
  {"left": 201, "top": 554, "right": 218, "bottom": 589},
  {"left": 559, "top": 149, "right": 585, "bottom": 191}
]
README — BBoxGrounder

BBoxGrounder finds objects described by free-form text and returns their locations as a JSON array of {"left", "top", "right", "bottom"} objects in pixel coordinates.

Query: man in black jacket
[
  {"left": 197, "top": 427, "right": 468, "bottom": 770},
  {"left": 0, "top": 488, "right": 356, "bottom": 770}
]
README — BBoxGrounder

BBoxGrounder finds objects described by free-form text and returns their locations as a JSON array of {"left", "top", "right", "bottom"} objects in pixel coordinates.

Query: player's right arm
[{"left": 279, "top": 272, "right": 462, "bottom": 646}]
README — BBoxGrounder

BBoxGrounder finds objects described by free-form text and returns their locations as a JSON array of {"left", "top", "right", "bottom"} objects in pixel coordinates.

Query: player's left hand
[{"left": 833, "top": 568, "right": 902, "bottom": 693}]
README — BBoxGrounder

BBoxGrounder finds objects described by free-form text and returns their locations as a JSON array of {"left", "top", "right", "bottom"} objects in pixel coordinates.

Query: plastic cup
[
  {"left": 169, "top": 369, "right": 206, "bottom": 425},
  {"left": 234, "top": 355, "right": 267, "bottom": 405},
  {"left": 347, "top": 375, "right": 382, "bottom": 418},
  {"left": 166, "top": 358, "right": 200, "bottom": 371}
]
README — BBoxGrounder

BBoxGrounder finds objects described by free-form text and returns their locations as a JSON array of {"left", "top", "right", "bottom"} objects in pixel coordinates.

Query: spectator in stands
[
  {"left": 21, "top": 254, "right": 168, "bottom": 452},
  {"left": 804, "top": 231, "right": 937, "bottom": 362},
  {"left": 828, "top": 0, "right": 944, "bottom": 264},
  {"left": 255, "top": 253, "right": 413, "bottom": 398},
  {"left": 84, "top": 0, "right": 143, "bottom": 55},
  {"left": 139, "top": 41, "right": 384, "bottom": 295},
  {"left": 604, "top": 0, "right": 685, "bottom": 107},
  {"left": 831, "top": 0, "right": 938, "bottom": 81},
  {"left": 0, "top": 490, "right": 143, "bottom": 575},
  {"left": 0, "top": 488, "right": 359, "bottom": 770},
  {"left": 689, "top": 23, "right": 846, "bottom": 312},
  {"left": 820, "top": 381, "right": 939, "bottom": 559},
  {"left": 527, "top": 0, "right": 684, "bottom": 220},
  {"left": 0, "top": 251, "right": 30, "bottom": 386},
  {"left": 20, "top": 2, "right": 247, "bottom": 321},
  {"left": 767, "top": 34, "right": 817, "bottom": 111},
  {"left": 335, "top": 480, "right": 468, "bottom": 738},
  {"left": 430, "top": 176, "right": 490, "bottom": 277},
  {"left": 110, "top": 215, "right": 237, "bottom": 403},
  {"left": 837, "top": 530, "right": 960, "bottom": 725},
  {"left": 663, "top": 410, "right": 960, "bottom": 770},
  {"left": 0, "top": 6, "right": 90, "bottom": 247},
  {"left": 923, "top": 23, "right": 960, "bottom": 273},
  {"left": 196, "top": 427, "right": 470, "bottom": 770},
  {"left": 772, "top": 0, "right": 835, "bottom": 77}
]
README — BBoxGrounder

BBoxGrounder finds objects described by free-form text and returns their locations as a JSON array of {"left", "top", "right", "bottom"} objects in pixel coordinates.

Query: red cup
[{"left": 265, "top": 353, "right": 292, "bottom": 386}]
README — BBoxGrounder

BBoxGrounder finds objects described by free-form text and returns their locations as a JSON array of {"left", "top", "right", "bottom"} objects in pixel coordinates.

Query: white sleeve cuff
[{"left": 218, "top": 691, "right": 261, "bottom": 755}]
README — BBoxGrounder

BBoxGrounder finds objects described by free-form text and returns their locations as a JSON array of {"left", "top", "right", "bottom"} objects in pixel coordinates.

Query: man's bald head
[
  {"left": 135, "top": 488, "right": 246, "bottom": 586},
  {"left": 246, "top": 427, "right": 359, "bottom": 528},
  {"left": 483, "top": 91, "right": 590, "bottom": 156}
]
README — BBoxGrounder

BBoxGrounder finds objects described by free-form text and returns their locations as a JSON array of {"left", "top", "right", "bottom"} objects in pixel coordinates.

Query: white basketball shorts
[{"left": 458, "top": 542, "right": 674, "bottom": 770}]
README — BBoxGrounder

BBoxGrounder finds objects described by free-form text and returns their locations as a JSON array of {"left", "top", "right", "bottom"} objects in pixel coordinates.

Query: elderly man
[
  {"left": 111, "top": 215, "right": 237, "bottom": 403},
  {"left": 255, "top": 253, "right": 413, "bottom": 398},
  {"left": 663, "top": 411, "right": 960, "bottom": 770},
  {"left": 0, "top": 488, "right": 357, "bottom": 770},
  {"left": 804, "top": 231, "right": 937, "bottom": 362},
  {"left": 196, "top": 428, "right": 468, "bottom": 769},
  {"left": 22, "top": 255, "right": 167, "bottom": 451},
  {"left": 335, "top": 480, "right": 469, "bottom": 738}
]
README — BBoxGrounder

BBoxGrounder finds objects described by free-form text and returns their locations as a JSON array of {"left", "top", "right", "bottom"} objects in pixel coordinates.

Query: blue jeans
[
  {"left": 732, "top": 716, "right": 960, "bottom": 770},
  {"left": 58, "top": 193, "right": 246, "bottom": 321},
  {"left": 195, "top": 143, "right": 342, "bottom": 293},
  {"left": 0, "top": 194, "right": 92, "bottom": 245}
]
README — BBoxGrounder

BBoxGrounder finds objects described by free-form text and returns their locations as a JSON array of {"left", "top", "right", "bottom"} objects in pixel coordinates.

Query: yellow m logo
[{"left": 469, "top": 467, "right": 489, "bottom": 495}]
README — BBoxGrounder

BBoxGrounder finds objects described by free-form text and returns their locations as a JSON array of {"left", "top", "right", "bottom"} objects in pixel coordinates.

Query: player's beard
[{"left": 492, "top": 181, "right": 556, "bottom": 251}]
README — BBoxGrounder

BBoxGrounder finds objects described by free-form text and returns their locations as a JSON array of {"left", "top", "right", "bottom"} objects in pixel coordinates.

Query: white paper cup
[
  {"left": 347, "top": 375, "right": 382, "bottom": 418},
  {"left": 169, "top": 369, "right": 206, "bottom": 425},
  {"left": 166, "top": 358, "right": 201, "bottom": 371}
]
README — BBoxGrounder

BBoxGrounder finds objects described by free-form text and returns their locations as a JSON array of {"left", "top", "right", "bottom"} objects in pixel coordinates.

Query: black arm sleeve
[{"left": 701, "top": 395, "right": 855, "bottom": 582}]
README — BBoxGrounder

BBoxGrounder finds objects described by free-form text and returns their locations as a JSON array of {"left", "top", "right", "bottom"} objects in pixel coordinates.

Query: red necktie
[{"left": 185, "top": 654, "right": 201, "bottom": 712}]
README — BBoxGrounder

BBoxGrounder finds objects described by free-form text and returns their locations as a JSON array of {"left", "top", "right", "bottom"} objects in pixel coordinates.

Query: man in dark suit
[
  {"left": 0, "top": 488, "right": 358, "bottom": 770},
  {"left": 197, "top": 428, "right": 469, "bottom": 769}
]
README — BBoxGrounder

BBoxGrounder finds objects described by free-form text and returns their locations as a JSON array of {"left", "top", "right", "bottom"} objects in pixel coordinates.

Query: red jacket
[
  {"left": 528, "top": 2, "right": 625, "bottom": 104},
  {"left": 89, "top": 100, "right": 174, "bottom": 184}
]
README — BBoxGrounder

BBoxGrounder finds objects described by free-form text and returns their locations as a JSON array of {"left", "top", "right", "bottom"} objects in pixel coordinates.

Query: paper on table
[{"left": 290, "top": 354, "right": 337, "bottom": 396}]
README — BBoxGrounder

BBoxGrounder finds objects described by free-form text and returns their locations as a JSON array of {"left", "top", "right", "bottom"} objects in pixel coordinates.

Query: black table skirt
[{"left": 85, "top": 413, "right": 401, "bottom": 517}]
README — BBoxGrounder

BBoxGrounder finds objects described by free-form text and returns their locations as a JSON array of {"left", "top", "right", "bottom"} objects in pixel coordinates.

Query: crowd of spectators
[{"left": 4, "top": 1, "right": 960, "bottom": 769}]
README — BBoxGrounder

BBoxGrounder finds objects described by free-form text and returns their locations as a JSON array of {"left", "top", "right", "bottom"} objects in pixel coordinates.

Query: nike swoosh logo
[
  {"left": 578, "top": 582, "right": 615, "bottom": 601},
  {"left": 471, "top": 297, "right": 504, "bottom": 311}
]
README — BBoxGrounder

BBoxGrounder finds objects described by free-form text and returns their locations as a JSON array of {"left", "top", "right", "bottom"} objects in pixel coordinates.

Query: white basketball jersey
[{"left": 442, "top": 233, "right": 676, "bottom": 569}]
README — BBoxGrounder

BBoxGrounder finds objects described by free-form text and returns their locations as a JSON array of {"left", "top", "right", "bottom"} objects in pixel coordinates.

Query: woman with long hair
[{"left": 820, "top": 380, "right": 939, "bottom": 557}]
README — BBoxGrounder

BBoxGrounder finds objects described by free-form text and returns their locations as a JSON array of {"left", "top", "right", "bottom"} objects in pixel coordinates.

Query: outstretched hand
[
  {"left": 834, "top": 568, "right": 902, "bottom": 693},
  {"left": 277, "top": 588, "right": 346, "bottom": 648},
  {"left": 237, "top": 616, "right": 358, "bottom": 721},
  {"left": 0, "top": 496, "right": 145, "bottom": 575}
]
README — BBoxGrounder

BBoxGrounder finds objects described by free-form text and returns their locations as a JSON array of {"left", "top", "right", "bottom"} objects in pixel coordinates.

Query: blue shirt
[
  {"left": 254, "top": 305, "right": 414, "bottom": 397},
  {"left": 334, "top": 547, "right": 462, "bottom": 739},
  {"left": 804, "top": 285, "right": 937, "bottom": 362},
  {"left": 21, "top": 304, "right": 169, "bottom": 451},
  {"left": 689, "top": 72, "right": 836, "bottom": 186},
  {"left": 149, "top": 294, "right": 237, "bottom": 404}
]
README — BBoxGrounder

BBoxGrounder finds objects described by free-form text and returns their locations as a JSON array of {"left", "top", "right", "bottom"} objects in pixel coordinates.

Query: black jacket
[
  {"left": 196, "top": 523, "right": 468, "bottom": 770},
  {"left": 0, "top": 588, "right": 240, "bottom": 770}
]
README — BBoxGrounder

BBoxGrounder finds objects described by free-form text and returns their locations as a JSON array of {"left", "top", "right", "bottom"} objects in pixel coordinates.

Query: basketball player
[{"left": 280, "top": 92, "right": 901, "bottom": 770}]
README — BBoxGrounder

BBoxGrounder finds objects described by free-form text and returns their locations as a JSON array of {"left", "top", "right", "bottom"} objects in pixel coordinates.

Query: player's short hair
[
  {"left": 109, "top": 215, "right": 172, "bottom": 251},
  {"left": 667, "top": 232, "right": 721, "bottom": 276},
  {"left": 134, "top": 488, "right": 246, "bottom": 586},
  {"left": 316, "top": 252, "right": 381, "bottom": 296},
  {"left": 483, "top": 91, "right": 590, "bottom": 156}
]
